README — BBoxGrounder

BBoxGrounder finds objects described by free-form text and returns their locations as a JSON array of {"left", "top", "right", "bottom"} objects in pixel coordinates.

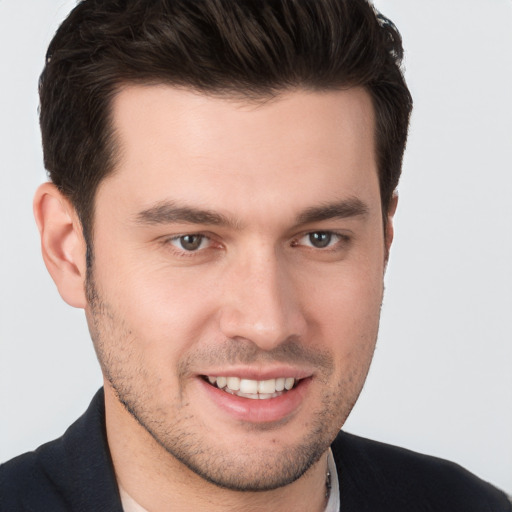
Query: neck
[{"left": 104, "top": 385, "right": 329, "bottom": 512}]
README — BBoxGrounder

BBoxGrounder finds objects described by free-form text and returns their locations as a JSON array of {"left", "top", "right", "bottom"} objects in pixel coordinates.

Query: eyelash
[
  {"left": 165, "top": 234, "right": 215, "bottom": 256},
  {"left": 292, "top": 231, "right": 350, "bottom": 250},
  {"left": 164, "top": 231, "right": 351, "bottom": 255}
]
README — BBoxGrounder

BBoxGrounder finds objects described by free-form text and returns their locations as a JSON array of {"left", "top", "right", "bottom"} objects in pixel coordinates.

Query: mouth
[
  {"left": 202, "top": 375, "right": 300, "bottom": 400},
  {"left": 198, "top": 372, "right": 312, "bottom": 423}
]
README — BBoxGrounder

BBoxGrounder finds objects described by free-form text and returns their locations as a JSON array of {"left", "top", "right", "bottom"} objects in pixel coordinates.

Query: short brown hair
[{"left": 40, "top": 0, "right": 412, "bottom": 248}]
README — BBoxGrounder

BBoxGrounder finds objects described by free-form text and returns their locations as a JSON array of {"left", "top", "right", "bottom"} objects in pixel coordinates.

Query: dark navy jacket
[{"left": 1, "top": 389, "right": 510, "bottom": 511}]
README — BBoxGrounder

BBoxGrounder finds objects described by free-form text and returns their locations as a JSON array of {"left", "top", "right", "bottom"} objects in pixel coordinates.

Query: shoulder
[
  {"left": 331, "top": 431, "right": 511, "bottom": 512},
  {"left": 1, "top": 389, "right": 122, "bottom": 512},
  {"left": 1, "top": 437, "right": 71, "bottom": 511}
]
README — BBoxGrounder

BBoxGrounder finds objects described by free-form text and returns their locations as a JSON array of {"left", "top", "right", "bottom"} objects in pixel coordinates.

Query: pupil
[
  {"left": 180, "top": 235, "right": 202, "bottom": 251},
  {"left": 310, "top": 232, "right": 331, "bottom": 248}
]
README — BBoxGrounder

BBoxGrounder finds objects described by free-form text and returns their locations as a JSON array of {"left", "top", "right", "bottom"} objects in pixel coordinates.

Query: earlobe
[{"left": 33, "top": 183, "right": 88, "bottom": 308}]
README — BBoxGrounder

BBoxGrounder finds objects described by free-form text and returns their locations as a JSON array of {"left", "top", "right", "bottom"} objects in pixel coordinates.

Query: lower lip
[{"left": 199, "top": 377, "right": 311, "bottom": 423}]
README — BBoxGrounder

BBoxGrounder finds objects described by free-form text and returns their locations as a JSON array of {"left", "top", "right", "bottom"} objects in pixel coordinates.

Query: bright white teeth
[
  {"left": 258, "top": 379, "right": 276, "bottom": 394},
  {"left": 275, "top": 377, "right": 285, "bottom": 392},
  {"left": 239, "top": 379, "right": 259, "bottom": 394},
  {"left": 237, "top": 391, "right": 259, "bottom": 400},
  {"left": 226, "top": 376, "right": 240, "bottom": 391},
  {"left": 206, "top": 375, "right": 297, "bottom": 397}
]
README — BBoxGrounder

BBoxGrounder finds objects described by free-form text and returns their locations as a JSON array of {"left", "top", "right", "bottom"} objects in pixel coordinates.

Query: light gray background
[{"left": 1, "top": 0, "right": 511, "bottom": 494}]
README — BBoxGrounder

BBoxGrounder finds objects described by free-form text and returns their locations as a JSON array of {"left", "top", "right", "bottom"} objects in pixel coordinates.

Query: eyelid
[
  {"left": 169, "top": 234, "right": 210, "bottom": 251},
  {"left": 160, "top": 231, "right": 221, "bottom": 256},
  {"left": 159, "top": 229, "right": 351, "bottom": 256},
  {"left": 292, "top": 230, "right": 352, "bottom": 249}
]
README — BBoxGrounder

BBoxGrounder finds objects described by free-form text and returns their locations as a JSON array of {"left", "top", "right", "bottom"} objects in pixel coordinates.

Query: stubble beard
[{"left": 85, "top": 270, "right": 377, "bottom": 492}]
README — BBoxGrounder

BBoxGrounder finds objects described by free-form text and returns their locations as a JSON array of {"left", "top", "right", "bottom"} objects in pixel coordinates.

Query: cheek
[
  {"left": 303, "top": 261, "right": 384, "bottom": 329},
  {"left": 96, "top": 262, "right": 222, "bottom": 363},
  {"left": 300, "top": 262, "right": 383, "bottom": 370}
]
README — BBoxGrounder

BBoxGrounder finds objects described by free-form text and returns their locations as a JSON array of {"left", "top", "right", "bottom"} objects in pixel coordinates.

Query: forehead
[{"left": 100, "top": 85, "right": 379, "bottom": 222}]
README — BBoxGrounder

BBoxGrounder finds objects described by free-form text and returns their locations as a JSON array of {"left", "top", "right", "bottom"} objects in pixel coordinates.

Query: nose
[{"left": 218, "top": 247, "right": 306, "bottom": 351}]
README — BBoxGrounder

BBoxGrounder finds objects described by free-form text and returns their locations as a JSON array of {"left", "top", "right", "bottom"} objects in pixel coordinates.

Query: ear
[
  {"left": 384, "top": 191, "right": 398, "bottom": 262},
  {"left": 33, "top": 183, "right": 88, "bottom": 308}
]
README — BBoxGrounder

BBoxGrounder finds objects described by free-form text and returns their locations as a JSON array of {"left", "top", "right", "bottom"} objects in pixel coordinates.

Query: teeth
[
  {"left": 258, "top": 379, "right": 276, "bottom": 394},
  {"left": 206, "top": 375, "right": 297, "bottom": 398},
  {"left": 285, "top": 377, "right": 295, "bottom": 390},
  {"left": 239, "top": 379, "right": 258, "bottom": 394},
  {"left": 226, "top": 376, "right": 240, "bottom": 391},
  {"left": 275, "top": 377, "right": 285, "bottom": 392},
  {"left": 237, "top": 391, "right": 260, "bottom": 400}
]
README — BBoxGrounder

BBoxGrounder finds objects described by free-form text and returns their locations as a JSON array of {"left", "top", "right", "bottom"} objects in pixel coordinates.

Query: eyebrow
[
  {"left": 295, "top": 197, "right": 369, "bottom": 225},
  {"left": 135, "top": 197, "right": 369, "bottom": 228},
  {"left": 135, "top": 201, "right": 239, "bottom": 228}
]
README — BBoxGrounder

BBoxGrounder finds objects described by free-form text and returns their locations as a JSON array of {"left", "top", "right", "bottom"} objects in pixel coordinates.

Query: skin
[{"left": 34, "top": 85, "right": 396, "bottom": 512}]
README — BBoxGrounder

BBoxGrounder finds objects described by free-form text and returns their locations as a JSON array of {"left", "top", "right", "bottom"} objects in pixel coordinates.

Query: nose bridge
[{"left": 219, "top": 244, "right": 304, "bottom": 350}]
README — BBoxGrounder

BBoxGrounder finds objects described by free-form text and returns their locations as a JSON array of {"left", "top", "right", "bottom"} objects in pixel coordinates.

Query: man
[{"left": 1, "top": 0, "right": 510, "bottom": 510}]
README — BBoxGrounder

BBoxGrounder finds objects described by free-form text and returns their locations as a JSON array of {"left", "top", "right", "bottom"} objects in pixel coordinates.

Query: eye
[
  {"left": 169, "top": 234, "right": 210, "bottom": 252},
  {"left": 295, "top": 231, "right": 346, "bottom": 249},
  {"left": 307, "top": 232, "right": 333, "bottom": 248}
]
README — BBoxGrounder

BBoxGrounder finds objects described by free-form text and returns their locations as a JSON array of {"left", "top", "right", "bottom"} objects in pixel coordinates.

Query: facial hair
[{"left": 85, "top": 270, "right": 376, "bottom": 491}]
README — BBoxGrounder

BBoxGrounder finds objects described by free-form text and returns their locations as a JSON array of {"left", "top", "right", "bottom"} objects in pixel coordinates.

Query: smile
[{"left": 205, "top": 376, "right": 298, "bottom": 400}]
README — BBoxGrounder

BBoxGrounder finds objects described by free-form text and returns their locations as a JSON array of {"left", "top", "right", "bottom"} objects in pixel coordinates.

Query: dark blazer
[{"left": 1, "top": 389, "right": 510, "bottom": 511}]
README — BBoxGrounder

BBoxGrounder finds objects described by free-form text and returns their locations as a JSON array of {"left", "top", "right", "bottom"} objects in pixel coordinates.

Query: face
[{"left": 86, "top": 85, "right": 389, "bottom": 491}]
